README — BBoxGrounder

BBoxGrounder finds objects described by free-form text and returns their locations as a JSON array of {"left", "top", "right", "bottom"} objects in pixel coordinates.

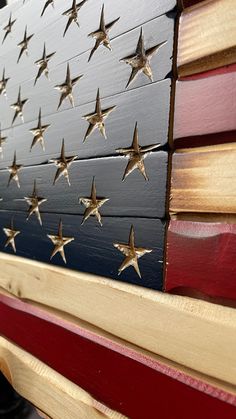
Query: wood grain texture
[
  {"left": 174, "top": 71, "right": 236, "bottom": 140},
  {"left": 0, "top": 293, "right": 236, "bottom": 419},
  {"left": 177, "top": 0, "right": 236, "bottom": 77},
  {"left": 165, "top": 220, "right": 236, "bottom": 301},
  {"left": 0, "top": 253, "right": 236, "bottom": 386},
  {"left": 0, "top": 336, "right": 123, "bottom": 419},
  {"left": 170, "top": 143, "right": 236, "bottom": 214}
]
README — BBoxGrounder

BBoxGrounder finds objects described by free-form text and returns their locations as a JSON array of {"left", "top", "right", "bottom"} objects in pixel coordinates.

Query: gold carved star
[
  {"left": 50, "top": 139, "right": 77, "bottom": 186},
  {"left": 0, "top": 68, "right": 10, "bottom": 96},
  {"left": 24, "top": 180, "right": 47, "bottom": 226},
  {"left": 0, "top": 126, "right": 7, "bottom": 158},
  {"left": 11, "top": 87, "right": 28, "bottom": 125},
  {"left": 34, "top": 43, "right": 55, "bottom": 85},
  {"left": 47, "top": 219, "right": 74, "bottom": 264},
  {"left": 83, "top": 88, "right": 116, "bottom": 141},
  {"left": 17, "top": 26, "right": 34, "bottom": 63},
  {"left": 41, "top": 0, "right": 55, "bottom": 17},
  {"left": 2, "top": 13, "right": 16, "bottom": 44},
  {"left": 62, "top": 0, "right": 87, "bottom": 37},
  {"left": 3, "top": 219, "right": 20, "bottom": 253},
  {"left": 88, "top": 4, "right": 120, "bottom": 62},
  {"left": 116, "top": 122, "right": 161, "bottom": 181},
  {"left": 54, "top": 63, "right": 83, "bottom": 109},
  {"left": 29, "top": 108, "right": 50, "bottom": 151},
  {"left": 120, "top": 28, "right": 166, "bottom": 88},
  {"left": 7, "top": 151, "right": 23, "bottom": 188},
  {"left": 79, "top": 177, "right": 109, "bottom": 226},
  {"left": 114, "top": 225, "right": 152, "bottom": 278}
]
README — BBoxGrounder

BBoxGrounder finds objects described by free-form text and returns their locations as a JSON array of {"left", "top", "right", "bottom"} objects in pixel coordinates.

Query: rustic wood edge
[
  {"left": 0, "top": 336, "right": 124, "bottom": 419},
  {"left": 0, "top": 253, "right": 236, "bottom": 386}
]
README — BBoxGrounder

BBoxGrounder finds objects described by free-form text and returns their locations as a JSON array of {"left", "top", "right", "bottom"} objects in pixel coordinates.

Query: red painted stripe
[
  {"left": 174, "top": 130, "right": 236, "bottom": 149},
  {"left": 165, "top": 221, "right": 236, "bottom": 302},
  {"left": 0, "top": 294, "right": 236, "bottom": 418}
]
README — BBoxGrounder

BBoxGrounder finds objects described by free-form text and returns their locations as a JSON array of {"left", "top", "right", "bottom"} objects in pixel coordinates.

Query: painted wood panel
[
  {"left": 165, "top": 220, "right": 236, "bottom": 302},
  {"left": 174, "top": 71, "right": 236, "bottom": 140},
  {"left": 177, "top": 0, "right": 236, "bottom": 77},
  {"left": 1, "top": 293, "right": 236, "bottom": 419},
  {"left": 170, "top": 143, "right": 236, "bottom": 214}
]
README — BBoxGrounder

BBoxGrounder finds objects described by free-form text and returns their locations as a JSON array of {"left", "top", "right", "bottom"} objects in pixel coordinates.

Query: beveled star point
[
  {"left": 54, "top": 63, "right": 83, "bottom": 109},
  {"left": 41, "top": 0, "right": 55, "bottom": 17},
  {"left": 29, "top": 108, "right": 50, "bottom": 152},
  {"left": 3, "top": 219, "right": 20, "bottom": 253},
  {"left": 50, "top": 139, "right": 77, "bottom": 186},
  {"left": 0, "top": 68, "right": 10, "bottom": 96},
  {"left": 62, "top": 0, "right": 87, "bottom": 37},
  {"left": 47, "top": 219, "right": 74, "bottom": 264},
  {"left": 11, "top": 87, "right": 28, "bottom": 125},
  {"left": 79, "top": 177, "right": 109, "bottom": 226},
  {"left": 17, "top": 26, "right": 34, "bottom": 63},
  {"left": 24, "top": 180, "right": 47, "bottom": 226},
  {"left": 2, "top": 13, "right": 16, "bottom": 44},
  {"left": 34, "top": 43, "right": 55, "bottom": 85},
  {"left": 7, "top": 151, "right": 23, "bottom": 188}
]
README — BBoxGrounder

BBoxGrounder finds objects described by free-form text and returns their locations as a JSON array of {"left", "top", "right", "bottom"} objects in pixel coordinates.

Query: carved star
[
  {"left": 2, "top": 13, "right": 16, "bottom": 44},
  {"left": 47, "top": 219, "right": 74, "bottom": 264},
  {"left": 0, "top": 68, "right": 10, "bottom": 96},
  {"left": 116, "top": 122, "right": 160, "bottom": 181},
  {"left": 7, "top": 151, "right": 23, "bottom": 188},
  {"left": 114, "top": 225, "right": 152, "bottom": 278},
  {"left": 0, "top": 126, "right": 7, "bottom": 158},
  {"left": 79, "top": 177, "right": 109, "bottom": 226},
  {"left": 54, "top": 63, "right": 83, "bottom": 109},
  {"left": 24, "top": 180, "right": 47, "bottom": 226},
  {"left": 29, "top": 108, "right": 50, "bottom": 151},
  {"left": 11, "top": 87, "right": 28, "bottom": 125},
  {"left": 34, "top": 43, "right": 55, "bottom": 85},
  {"left": 120, "top": 28, "right": 166, "bottom": 88},
  {"left": 88, "top": 4, "right": 119, "bottom": 62},
  {"left": 3, "top": 219, "right": 20, "bottom": 253},
  {"left": 83, "top": 88, "right": 116, "bottom": 141},
  {"left": 17, "top": 26, "right": 34, "bottom": 63},
  {"left": 41, "top": 0, "right": 55, "bottom": 17},
  {"left": 50, "top": 139, "right": 77, "bottom": 186},
  {"left": 62, "top": 0, "right": 87, "bottom": 37}
]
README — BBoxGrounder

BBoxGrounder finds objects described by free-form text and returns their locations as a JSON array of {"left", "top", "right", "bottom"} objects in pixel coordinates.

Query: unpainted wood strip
[
  {"left": 170, "top": 143, "right": 236, "bottom": 214},
  {"left": 0, "top": 253, "right": 236, "bottom": 385},
  {"left": 0, "top": 337, "right": 124, "bottom": 419},
  {"left": 177, "top": 0, "right": 236, "bottom": 76}
]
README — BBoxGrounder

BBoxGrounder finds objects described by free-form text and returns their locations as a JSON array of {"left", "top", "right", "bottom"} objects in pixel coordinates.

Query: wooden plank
[
  {"left": 0, "top": 336, "right": 123, "bottom": 419},
  {"left": 170, "top": 143, "right": 236, "bottom": 214},
  {"left": 0, "top": 211, "right": 165, "bottom": 289},
  {"left": 165, "top": 220, "right": 236, "bottom": 302},
  {"left": 0, "top": 151, "right": 167, "bottom": 218},
  {"left": 0, "top": 293, "right": 236, "bottom": 419},
  {"left": 174, "top": 71, "right": 236, "bottom": 140},
  {"left": 177, "top": 0, "right": 236, "bottom": 77},
  {"left": 0, "top": 253, "right": 236, "bottom": 385}
]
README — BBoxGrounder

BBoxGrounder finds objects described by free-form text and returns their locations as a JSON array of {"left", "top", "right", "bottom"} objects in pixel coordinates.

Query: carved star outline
[
  {"left": 29, "top": 108, "right": 51, "bottom": 152},
  {"left": 54, "top": 63, "right": 83, "bottom": 109},
  {"left": 79, "top": 177, "right": 109, "bottom": 226},
  {"left": 62, "top": 0, "right": 88, "bottom": 37},
  {"left": 3, "top": 218, "right": 20, "bottom": 253},
  {"left": 7, "top": 151, "right": 23, "bottom": 188},
  {"left": 2, "top": 13, "right": 16, "bottom": 44},
  {"left": 17, "top": 26, "right": 34, "bottom": 63},
  {"left": 24, "top": 180, "right": 47, "bottom": 226},
  {"left": 34, "top": 43, "right": 55, "bottom": 85},
  {"left": 0, "top": 68, "right": 10, "bottom": 96},
  {"left": 41, "top": 0, "right": 55, "bottom": 17},
  {"left": 50, "top": 139, "right": 77, "bottom": 186},
  {"left": 47, "top": 219, "right": 74, "bottom": 264},
  {"left": 11, "top": 87, "right": 28, "bottom": 125}
]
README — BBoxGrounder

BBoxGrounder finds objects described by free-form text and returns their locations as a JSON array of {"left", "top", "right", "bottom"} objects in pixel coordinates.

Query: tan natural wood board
[
  {"left": 0, "top": 337, "right": 124, "bottom": 419},
  {"left": 0, "top": 253, "right": 236, "bottom": 386},
  {"left": 177, "top": 0, "right": 236, "bottom": 77},
  {"left": 170, "top": 143, "right": 236, "bottom": 214}
]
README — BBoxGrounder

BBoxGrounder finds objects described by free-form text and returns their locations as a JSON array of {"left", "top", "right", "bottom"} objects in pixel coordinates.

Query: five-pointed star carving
[
  {"left": 62, "top": 0, "right": 87, "bottom": 37},
  {"left": 34, "top": 43, "right": 55, "bottom": 85},
  {"left": 0, "top": 68, "right": 10, "bottom": 96},
  {"left": 47, "top": 219, "right": 74, "bottom": 264},
  {"left": 120, "top": 28, "right": 166, "bottom": 88},
  {"left": 79, "top": 177, "right": 109, "bottom": 226},
  {"left": 114, "top": 225, "right": 152, "bottom": 278},
  {"left": 3, "top": 219, "right": 20, "bottom": 253},
  {"left": 41, "top": 0, "right": 55, "bottom": 17},
  {"left": 88, "top": 4, "right": 120, "bottom": 62},
  {"left": 17, "top": 26, "right": 34, "bottom": 63},
  {"left": 2, "top": 13, "right": 16, "bottom": 44},
  {"left": 116, "top": 122, "right": 161, "bottom": 181},
  {"left": 83, "top": 88, "right": 116, "bottom": 141},
  {"left": 29, "top": 108, "right": 50, "bottom": 151},
  {"left": 50, "top": 139, "right": 77, "bottom": 186},
  {"left": 7, "top": 151, "right": 23, "bottom": 188},
  {"left": 0, "top": 126, "right": 7, "bottom": 158},
  {"left": 54, "top": 63, "right": 83, "bottom": 109},
  {"left": 11, "top": 87, "right": 28, "bottom": 125},
  {"left": 24, "top": 180, "right": 47, "bottom": 226}
]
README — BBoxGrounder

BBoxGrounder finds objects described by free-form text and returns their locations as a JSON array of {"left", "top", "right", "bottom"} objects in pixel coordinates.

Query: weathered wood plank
[
  {"left": 177, "top": 0, "right": 236, "bottom": 77},
  {"left": 165, "top": 220, "right": 236, "bottom": 302},
  {"left": 170, "top": 143, "right": 236, "bottom": 214}
]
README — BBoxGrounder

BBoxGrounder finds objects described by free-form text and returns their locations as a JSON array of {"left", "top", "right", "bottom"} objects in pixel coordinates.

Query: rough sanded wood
[
  {"left": 170, "top": 143, "right": 236, "bottom": 214},
  {"left": 0, "top": 336, "right": 123, "bottom": 419},
  {"left": 177, "top": 0, "right": 236, "bottom": 77},
  {"left": 0, "top": 253, "right": 236, "bottom": 385}
]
